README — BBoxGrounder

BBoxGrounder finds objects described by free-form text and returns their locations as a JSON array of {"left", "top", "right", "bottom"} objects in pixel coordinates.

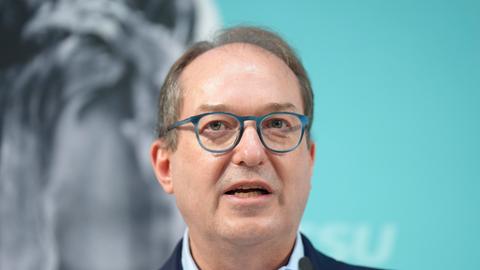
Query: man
[{"left": 150, "top": 26, "right": 380, "bottom": 270}]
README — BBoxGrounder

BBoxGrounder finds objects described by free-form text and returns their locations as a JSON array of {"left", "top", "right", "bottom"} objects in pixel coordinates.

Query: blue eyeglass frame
[{"left": 167, "top": 111, "right": 309, "bottom": 154}]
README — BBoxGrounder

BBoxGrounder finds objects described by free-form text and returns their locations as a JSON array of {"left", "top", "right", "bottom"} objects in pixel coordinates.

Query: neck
[{"left": 188, "top": 230, "right": 297, "bottom": 270}]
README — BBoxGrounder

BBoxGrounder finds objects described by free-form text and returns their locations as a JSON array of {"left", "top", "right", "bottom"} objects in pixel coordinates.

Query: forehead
[{"left": 178, "top": 43, "right": 303, "bottom": 116}]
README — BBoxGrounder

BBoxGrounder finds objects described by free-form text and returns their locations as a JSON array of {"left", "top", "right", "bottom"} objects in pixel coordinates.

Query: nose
[{"left": 231, "top": 124, "right": 267, "bottom": 167}]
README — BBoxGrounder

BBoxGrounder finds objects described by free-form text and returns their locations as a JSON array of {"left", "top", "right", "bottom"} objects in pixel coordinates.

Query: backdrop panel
[{"left": 216, "top": 1, "right": 480, "bottom": 269}]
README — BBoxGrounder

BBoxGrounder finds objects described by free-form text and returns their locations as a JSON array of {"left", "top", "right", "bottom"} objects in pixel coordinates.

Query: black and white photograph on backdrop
[{"left": 0, "top": 0, "right": 219, "bottom": 269}]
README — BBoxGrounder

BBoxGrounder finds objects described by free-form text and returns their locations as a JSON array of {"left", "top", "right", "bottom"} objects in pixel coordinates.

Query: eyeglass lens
[{"left": 197, "top": 113, "right": 303, "bottom": 152}]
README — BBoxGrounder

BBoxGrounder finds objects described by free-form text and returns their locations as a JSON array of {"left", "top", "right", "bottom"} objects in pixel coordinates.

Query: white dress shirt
[{"left": 181, "top": 228, "right": 305, "bottom": 270}]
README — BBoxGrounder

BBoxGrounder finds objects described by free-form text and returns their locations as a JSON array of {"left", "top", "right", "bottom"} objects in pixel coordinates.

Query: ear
[
  {"left": 308, "top": 141, "right": 316, "bottom": 171},
  {"left": 150, "top": 139, "right": 174, "bottom": 194}
]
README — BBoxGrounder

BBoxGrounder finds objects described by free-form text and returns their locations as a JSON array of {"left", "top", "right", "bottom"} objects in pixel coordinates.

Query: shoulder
[
  {"left": 159, "top": 239, "right": 183, "bottom": 270},
  {"left": 301, "top": 234, "right": 386, "bottom": 270}
]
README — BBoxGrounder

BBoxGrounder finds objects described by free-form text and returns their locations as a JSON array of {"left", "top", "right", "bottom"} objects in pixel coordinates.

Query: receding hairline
[
  {"left": 178, "top": 42, "right": 298, "bottom": 80},
  {"left": 176, "top": 42, "right": 304, "bottom": 110}
]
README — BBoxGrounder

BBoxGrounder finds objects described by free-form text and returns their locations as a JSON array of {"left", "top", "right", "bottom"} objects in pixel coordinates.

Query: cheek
[
  {"left": 275, "top": 149, "right": 312, "bottom": 208},
  {"left": 170, "top": 161, "right": 211, "bottom": 227},
  {"left": 169, "top": 142, "right": 229, "bottom": 217},
  {"left": 172, "top": 142, "right": 226, "bottom": 191}
]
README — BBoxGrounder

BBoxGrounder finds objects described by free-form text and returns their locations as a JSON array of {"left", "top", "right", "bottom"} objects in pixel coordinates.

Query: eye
[
  {"left": 207, "top": 121, "right": 226, "bottom": 131},
  {"left": 270, "top": 119, "right": 284, "bottom": 128},
  {"left": 199, "top": 118, "right": 238, "bottom": 142},
  {"left": 263, "top": 118, "right": 290, "bottom": 129},
  {"left": 198, "top": 114, "right": 239, "bottom": 136}
]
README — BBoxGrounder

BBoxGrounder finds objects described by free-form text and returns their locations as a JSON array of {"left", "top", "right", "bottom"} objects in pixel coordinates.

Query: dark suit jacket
[{"left": 159, "top": 234, "right": 382, "bottom": 270}]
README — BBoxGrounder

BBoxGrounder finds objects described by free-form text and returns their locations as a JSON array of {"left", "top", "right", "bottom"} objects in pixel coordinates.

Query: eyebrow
[{"left": 197, "top": 102, "right": 298, "bottom": 114}]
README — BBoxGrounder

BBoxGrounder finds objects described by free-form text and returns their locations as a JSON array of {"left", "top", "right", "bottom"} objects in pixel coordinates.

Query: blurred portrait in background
[{"left": 0, "top": 0, "right": 219, "bottom": 269}]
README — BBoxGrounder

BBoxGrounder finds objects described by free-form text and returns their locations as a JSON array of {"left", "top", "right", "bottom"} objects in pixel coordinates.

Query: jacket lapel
[{"left": 159, "top": 239, "right": 183, "bottom": 270}]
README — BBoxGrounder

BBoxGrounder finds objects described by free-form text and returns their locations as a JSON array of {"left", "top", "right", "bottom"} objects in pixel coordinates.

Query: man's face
[{"left": 152, "top": 43, "right": 315, "bottom": 245}]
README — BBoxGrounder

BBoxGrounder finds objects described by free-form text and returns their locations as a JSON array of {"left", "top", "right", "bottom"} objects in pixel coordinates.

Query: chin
[{"left": 218, "top": 216, "right": 284, "bottom": 245}]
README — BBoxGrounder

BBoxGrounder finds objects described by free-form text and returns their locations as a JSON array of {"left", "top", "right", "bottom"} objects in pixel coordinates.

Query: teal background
[{"left": 216, "top": 0, "right": 480, "bottom": 269}]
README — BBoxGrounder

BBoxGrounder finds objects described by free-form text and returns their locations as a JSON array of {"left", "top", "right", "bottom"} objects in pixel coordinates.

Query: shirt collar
[
  {"left": 181, "top": 229, "right": 199, "bottom": 270},
  {"left": 181, "top": 228, "right": 304, "bottom": 270}
]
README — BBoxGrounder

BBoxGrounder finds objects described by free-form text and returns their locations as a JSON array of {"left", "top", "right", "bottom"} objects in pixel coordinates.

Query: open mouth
[{"left": 224, "top": 186, "right": 271, "bottom": 198}]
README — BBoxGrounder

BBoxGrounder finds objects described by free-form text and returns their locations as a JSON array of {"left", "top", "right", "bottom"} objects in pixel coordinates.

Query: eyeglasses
[{"left": 167, "top": 111, "right": 309, "bottom": 153}]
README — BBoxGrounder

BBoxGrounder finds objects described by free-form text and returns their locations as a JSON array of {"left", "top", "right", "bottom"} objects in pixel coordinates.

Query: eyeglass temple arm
[{"left": 167, "top": 115, "right": 200, "bottom": 131}]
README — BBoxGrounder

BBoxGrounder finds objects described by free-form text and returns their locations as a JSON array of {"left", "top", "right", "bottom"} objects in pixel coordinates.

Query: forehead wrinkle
[{"left": 195, "top": 102, "right": 298, "bottom": 115}]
